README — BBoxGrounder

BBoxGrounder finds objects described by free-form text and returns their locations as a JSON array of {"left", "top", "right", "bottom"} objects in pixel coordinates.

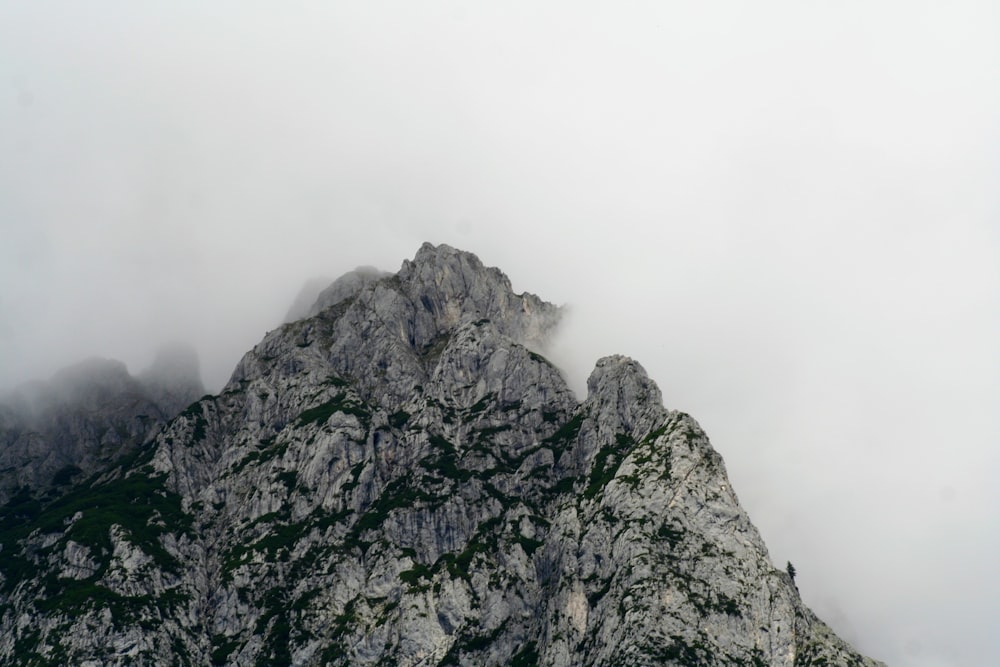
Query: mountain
[
  {"left": 0, "top": 347, "right": 203, "bottom": 505},
  {"left": 0, "top": 243, "right": 884, "bottom": 666}
]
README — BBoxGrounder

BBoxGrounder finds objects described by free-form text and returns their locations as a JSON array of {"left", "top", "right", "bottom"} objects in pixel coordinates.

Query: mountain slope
[
  {"left": 0, "top": 347, "right": 203, "bottom": 506},
  {"left": 0, "top": 243, "right": 884, "bottom": 666}
]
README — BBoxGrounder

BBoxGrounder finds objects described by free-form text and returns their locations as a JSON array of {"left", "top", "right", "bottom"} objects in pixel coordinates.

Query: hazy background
[{"left": 2, "top": 3, "right": 998, "bottom": 664}]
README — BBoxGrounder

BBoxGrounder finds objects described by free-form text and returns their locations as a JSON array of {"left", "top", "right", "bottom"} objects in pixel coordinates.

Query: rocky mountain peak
[
  {"left": 229, "top": 243, "right": 561, "bottom": 412},
  {"left": 0, "top": 244, "right": 884, "bottom": 666},
  {"left": 397, "top": 242, "right": 559, "bottom": 349},
  {"left": 585, "top": 354, "right": 666, "bottom": 434}
]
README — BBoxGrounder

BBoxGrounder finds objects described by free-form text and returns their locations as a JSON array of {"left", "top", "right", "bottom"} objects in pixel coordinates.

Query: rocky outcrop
[{"left": 0, "top": 243, "right": 883, "bottom": 666}]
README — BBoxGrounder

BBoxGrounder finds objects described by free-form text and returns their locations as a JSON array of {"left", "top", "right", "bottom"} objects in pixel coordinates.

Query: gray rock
[{"left": 0, "top": 243, "right": 884, "bottom": 666}]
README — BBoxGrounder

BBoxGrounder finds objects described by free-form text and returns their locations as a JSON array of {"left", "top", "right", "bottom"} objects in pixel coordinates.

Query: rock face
[{"left": 0, "top": 243, "right": 883, "bottom": 666}]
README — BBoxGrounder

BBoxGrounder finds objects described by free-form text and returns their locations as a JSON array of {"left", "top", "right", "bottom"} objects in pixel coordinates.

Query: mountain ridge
[{"left": 0, "top": 243, "right": 884, "bottom": 666}]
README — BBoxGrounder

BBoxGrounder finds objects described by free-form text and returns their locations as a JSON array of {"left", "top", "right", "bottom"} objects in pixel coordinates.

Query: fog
[{"left": 2, "top": 3, "right": 998, "bottom": 664}]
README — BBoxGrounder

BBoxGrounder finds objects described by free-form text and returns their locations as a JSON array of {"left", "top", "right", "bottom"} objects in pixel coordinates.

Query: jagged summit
[
  {"left": 0, "top": 244, "right": 884, "bottom": 666},
  {"left": 301, "top": 243, "right": 559, "bottom": 345},
  {"left": 228, "top": 242, "right": 562, "bottom": 410},
  {"left": 397, "top": 243, "right": 560, "bottom": 350},
  {"left": 586, "top": 355, "right": 665, "bottom": 430}
]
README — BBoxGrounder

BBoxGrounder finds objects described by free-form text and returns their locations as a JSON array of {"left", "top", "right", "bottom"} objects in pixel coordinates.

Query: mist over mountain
[
  {"left": 0, "top": 349, "right": 202, "bottom": 505},
  {"left": 2, "top": 6, "right": 997, "bottom": 663},
  {"left": 0, "top": 244, "right": 884, "bottom": 665},
  {"left": 138, "top": 343, "right": 206, "bottom": 417},
  {"left": 284, "top": 277, "right": 337, "bottom": 325}
]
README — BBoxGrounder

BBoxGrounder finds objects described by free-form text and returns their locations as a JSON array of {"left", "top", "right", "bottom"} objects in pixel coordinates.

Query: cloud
[{"left": 1, "top": 2, "right": 998, "bottom": 664}]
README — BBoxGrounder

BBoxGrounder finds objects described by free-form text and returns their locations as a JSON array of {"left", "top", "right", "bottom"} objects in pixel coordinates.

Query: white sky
[{"left": 1, "top": 3, "right": 998, "bottom": 664}]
